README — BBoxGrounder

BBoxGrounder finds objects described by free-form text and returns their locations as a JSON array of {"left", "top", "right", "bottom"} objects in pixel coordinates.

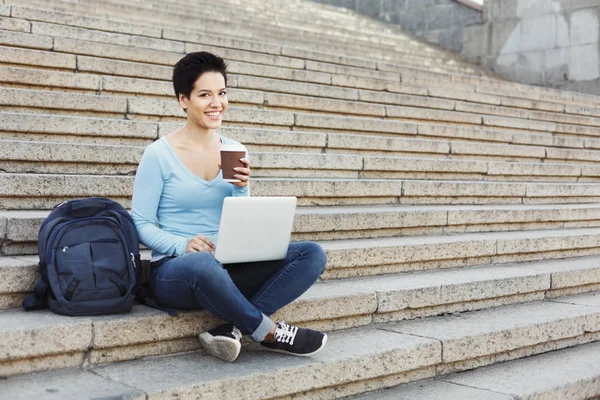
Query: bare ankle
[{"left": 263, "top": 323, "right": 276, "bottom": 342}]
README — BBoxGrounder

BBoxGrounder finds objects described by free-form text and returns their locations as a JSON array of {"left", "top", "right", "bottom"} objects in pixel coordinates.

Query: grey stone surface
[
  {"left": 163, "top": 28, "right": 281, "bottom": 56},
  {"left": 363, "top": 156, "right": 487, "bottom": 174},
  {"left": 0, "top": 174, "right": 134, "bottom": 197},
  {"left": 31, "top": 21, "right": 183, "bottom": 53},
  {"left": 216, "top": 126, "right": 327, "bottom": 149},
  {"left": 0, "top": 17, "right": 30, "bottom": 33},
  {"left": 417, "top": 125, "right": 514, "bottom": 145},
  {"left": 0, "top": 255, "right": 38, "bottom": 293},
  {"left": 0, "top": 87, "right": 127, "bottom": 113},
  {"left": 0, "top": 45, "right": 75, "bottom": 69},
  {"left": 569, "top": 43, "right": 600, "bottom": 81},
  {"left": 0, "top": 113, "right": 157, "bottom": 139},
  {"left": 0, "top": 30, "right": 51, "bottom": 50},
  {"left": 527, "top": 183, "right": 600, "bottom": 198},
  {"left": 0, "top": 308, "right": 92, "bottom": 360},
  {"left": 327, "top": 133, "right": 450, "bottom": 155},
  {"left": 186, "top": 43, "right": 305, "bottom": 70},
  {"left": 12, "top": 5, "right": 161, "bottom": 37},
  {"left": 4, "top": 203, "right": 600, "bottom": 251},
  {"left": 92, "top": 327, "right": 441, "bottom": 399},
  {"left": 465, "top": 0, "right": 600, "bottom": 95},
  {"left": 53, "top": 37, "right": 182, "bottom": 67},
  {"left": 76, "top": 55, "right": 171, "bottom": 80},
  {"left": 265, "top": 92, "right": 385, "bottom": 117},
  {"left": 251, "top": 178, "right": 403, "bottom": 199},
  {"left": 321, "top": 234, "right": 497, "bottom": 269},
  {"left": 443, "top": 340, "right": 600, "bottom": 399},
  {"left": 356, "top": 264, "right": 549, "bottom": 313},
  {"left": 402, "top": 180, "right": 527, "bottom": 198},
  {"left": 282, "top": 46, "right": 376, "bottom": 69},
  {"left": 487, "top": 162, "right": 580, "bottom": 177},
  {"left": 225, "top": 107, "right": 294, "bottom": 126},
  {"left": 353, "top": 379, "right": 512, "bottom": 399},
  {"left": 387, "top": 105, "right": 483, "bottom": 124},
  {"left": 552, "top": 291, "right": 600, "bottom": 307},
  {"left": 295, "top": 113, "right": 417, "bottom": 134},
  {"left": 359, "top": 89, "right": 455, "bottom": 109},
  {"left": 384, "top": 298, "right": 600, "bottom": 363},
  {"left": 0, "top": 65, "right": 100, "bottom": 90},
  {"left": 520, "top": 256, "right": 600, "bottom": 289},
  {"left": 0, "top": 140, "right": 142, "bottom": 164},
  {"left": 483, "top": 115, "right": 556, "bottom": 132},
  {"left": 101, "top": 75, "right": 173, "bottom": 96},
  {"left": 451, "top": 141, "right": 545, "bottom": 159},
  {"left": 569, "top": 7, "right": 600, "bottom": 46},
  {"left": 0, "top": 369, "right": 145, "bottom": 400},
  {"left": 236, "top": 75, "right": 359, "bottom": 101},
  {"left": 427, "top": 5, "right": 456, "bottom": 30},
  {"left": 253, "top": 152, "right": 363, "bottom": 171},
  {"left": 305, "top": 60, "right": 399, "bottom": 81},
  {"left": 294, "top": 205, "right": 448, "bottom": 233}
]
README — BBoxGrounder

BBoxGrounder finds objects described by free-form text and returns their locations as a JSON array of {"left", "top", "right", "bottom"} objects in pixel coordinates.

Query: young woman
[{"left": 131, "top": 52, "right": 328, "bottom": 362}]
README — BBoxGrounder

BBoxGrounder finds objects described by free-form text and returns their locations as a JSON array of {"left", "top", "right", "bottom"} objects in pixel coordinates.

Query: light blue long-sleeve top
[{"left": 131, "top": 135, "right": 249, "bottom": 260}]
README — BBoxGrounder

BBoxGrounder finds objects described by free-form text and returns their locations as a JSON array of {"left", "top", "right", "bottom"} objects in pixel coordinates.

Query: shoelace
[
  {"left": 274, "top": 321, "right": 298, "bottom": 345},
  {"left": 232, "top": 326, "right": 242, "bottom": 341}
]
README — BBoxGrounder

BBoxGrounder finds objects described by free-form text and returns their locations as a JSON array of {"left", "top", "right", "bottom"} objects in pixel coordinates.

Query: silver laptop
[{"left": 214, "top": 196, "right": 297, "bottom": 264}]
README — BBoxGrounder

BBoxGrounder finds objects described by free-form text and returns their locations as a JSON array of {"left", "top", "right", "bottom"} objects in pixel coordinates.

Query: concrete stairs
[
  {"left": 2, "top": 0, "right": 600, "bottom": 398},
  {"left": 354, "top": 339, "right": 600, "bottom": 399}
]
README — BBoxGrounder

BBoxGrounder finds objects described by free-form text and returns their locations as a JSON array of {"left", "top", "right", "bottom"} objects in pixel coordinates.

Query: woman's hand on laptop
[
  {"left": 185, "top": 234, "right": 215, "bottom": 254},
  {"left": 232, "top": 158, "right": 250, "bottom": 188}
]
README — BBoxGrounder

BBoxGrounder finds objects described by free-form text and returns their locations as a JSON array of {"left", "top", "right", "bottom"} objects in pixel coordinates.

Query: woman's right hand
[{"left": 185, "top": 234, "right": 215, "bottom": 254}]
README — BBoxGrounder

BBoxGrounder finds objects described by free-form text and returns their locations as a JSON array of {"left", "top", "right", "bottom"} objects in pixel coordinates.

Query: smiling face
[{"left": 179, "top": 71, "right": 228, "bottom": 132}]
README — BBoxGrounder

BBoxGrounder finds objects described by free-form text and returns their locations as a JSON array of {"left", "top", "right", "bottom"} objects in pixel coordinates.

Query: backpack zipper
[
  {"left": 61, "top": 238, "right": 120, "bottom": 252},
  {"left": 48, "top": 217, "right": 137, "bottom": 271}
]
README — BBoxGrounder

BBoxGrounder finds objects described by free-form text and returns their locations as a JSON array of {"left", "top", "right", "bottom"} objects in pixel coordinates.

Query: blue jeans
[{"left": 149, "top": 241, "right": 327, "bottom": 342}]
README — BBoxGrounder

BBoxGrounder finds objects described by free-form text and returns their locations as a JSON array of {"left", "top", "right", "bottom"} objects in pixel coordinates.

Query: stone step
[
  {"left": 0, "top": 61, "right": 586, "bottom": 129},
  {"left": 0, "top": 83, "right": 600, "bottom": 153},
  {"left": 4, "top": 110, "right": 600, "bottom": 165},
  {"left": 0, "top": 23, "right": 478, "bottom": 90},
  {"left": 1, "top": 7, "right": 596, "bottom": 111},
  {"left": 320, "top": 227, "right": 600, "bottom": 278},
  {"left": 0, "top": 32, "right": 593, "bottom": 126},
  {"left": 3, "top": 46, "right": 599, "bottom": 138},
  {"left": 24, "top": 0, "right": 406, "bottom": 50},
  {"left": 355, "top": 340, "right": 600, "bottom": 399},
  {"left": 4, "top": 173, "right": 600, "bottom": 209},
  {"left": 2, "top": 291, "right": 600, "bottom": 398},
  {"left": 2, "top": 4, "right": 479, "bottom": 78},
  {"left": 2, "top": 255, "right": 600, "bottom": 375},
  {"left": 4, "top": 203, "right": 600, "bottom": 256},
  {"left": 5, "top": 1, "right": 481, "bottom": 74},
  {"left": 3, "top": 111, "right": 600, "bottom": 169},
  {"left": 5, "top": 0, "right": 599, "bottom": 111},
  {"left": 5, "top": 138, "right": 600, "bottom": 182},
  {"left": 0, "top": 111, "right": 158, "bottom": 146},
  {"left": 4, "top": 227, "right": 600, "bottom": 309}
]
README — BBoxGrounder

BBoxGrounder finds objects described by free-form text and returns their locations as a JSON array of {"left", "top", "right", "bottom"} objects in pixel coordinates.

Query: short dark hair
[{"left": 172, "top": 51, "right": 228, "bottom": 99}]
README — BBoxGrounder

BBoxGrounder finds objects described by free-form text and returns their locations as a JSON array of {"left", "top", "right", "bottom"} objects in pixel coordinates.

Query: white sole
[
  {"left": 263, "top": 333, "right": 328, "bottom": 357},
  {"left": 198, "top": 332, "right": 241, "bottom": 363}
]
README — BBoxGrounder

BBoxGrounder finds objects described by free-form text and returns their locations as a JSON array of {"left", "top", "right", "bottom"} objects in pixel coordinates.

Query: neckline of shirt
[{"left": 160, "top": 135, "right": 224, "bottom": 186}]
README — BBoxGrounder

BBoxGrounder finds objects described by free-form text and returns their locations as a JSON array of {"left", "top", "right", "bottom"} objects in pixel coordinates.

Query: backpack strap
[
  {"left": 22, "top": 262, "right": 50, "bottom": 311},
  {"left": 140, "top": 296, "right": 178, "bottom": 317},
  {"left": 134, "top": 256, "right": 178, "bottom": 317}
]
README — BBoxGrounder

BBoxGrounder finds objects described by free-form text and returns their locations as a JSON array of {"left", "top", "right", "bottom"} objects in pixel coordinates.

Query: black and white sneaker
[
  {"left": 260, "top": 321, "right": 327, "bottom": 357},
  {"left": 198, "top": 324, "right": 242, "bottom": 362}
]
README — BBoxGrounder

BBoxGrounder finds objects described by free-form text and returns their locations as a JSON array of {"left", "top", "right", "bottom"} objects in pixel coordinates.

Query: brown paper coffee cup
[{"left": 220, "top": 144, "right": 247, "bottom": 182}]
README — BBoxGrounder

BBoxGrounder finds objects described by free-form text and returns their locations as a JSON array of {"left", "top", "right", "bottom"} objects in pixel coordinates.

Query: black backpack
[{"left": 23, "top": 198, "right": 142, "bottom": 316}]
